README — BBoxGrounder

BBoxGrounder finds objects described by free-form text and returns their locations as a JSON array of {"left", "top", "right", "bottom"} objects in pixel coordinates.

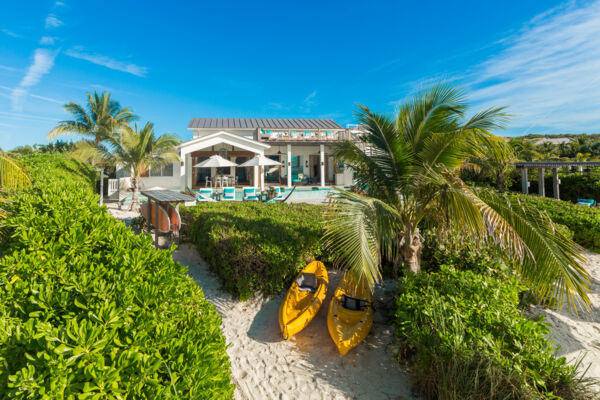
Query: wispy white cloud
[
  {"left": 0, "top": 65, "right": 17, "bottom": 72},
  {"left": 11, "top": 48, "right": 58, "bottom": 111},
  {"left": 64, "top": 48, "right": 148, "bottom": 77},
  {"left": 40, "top": 36, "right": 56, "bottom": 45},
  {"left": 0, "top": 111, "right": 60, "bottom": 123},
  {"left": 55, "top": 1, "right": 66, "bottom": 6},
  {"left": 467, "top": 0, "right": 600, "bottom": 134},
  {"left": 301, "top": 90, "right": 317, "bottom": 112},
  {"left": 1, "top": 28, "right": 20, "bottom": 38},
  {"left": 45, "top": 14, "right": 63, "bottom": 29},
  {"left": 30, "top": 93, "right": 63, "bottom": 104}
]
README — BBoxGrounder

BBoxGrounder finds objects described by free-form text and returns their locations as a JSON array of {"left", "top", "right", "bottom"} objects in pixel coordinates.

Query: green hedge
[
  {"left": 0, "top": 156, "right": 233, "bottom": 398},
  {"left": 394, "top": 267, "right": 595, "bottom": 400},
  {"left": 181, "top": 202, "right": 329, "bottom": 300},
  {"left": 510, "top": 194, "right": 600, "bottom": 251},
  {"left": 17, "top": 152, "right": 98, "bottom": 191}
]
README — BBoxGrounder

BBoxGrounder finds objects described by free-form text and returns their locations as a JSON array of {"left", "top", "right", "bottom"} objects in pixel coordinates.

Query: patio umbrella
[
  {"left": 238, "top": 155, "right": 282, "bottom": 190},
  {"left": 193, "top": 154, "right": 238, "bottom": 168}
]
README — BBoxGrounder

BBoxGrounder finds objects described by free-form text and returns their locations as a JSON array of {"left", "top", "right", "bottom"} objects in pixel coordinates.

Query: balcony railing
[{"left": 260, "top": 130, "right": 359, "bottom": 142}]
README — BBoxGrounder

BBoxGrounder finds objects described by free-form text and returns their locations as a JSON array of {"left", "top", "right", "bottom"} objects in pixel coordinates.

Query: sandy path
[
  {"left": 173, "top": 244, "right": 417, "bottom": 400},
  {"left": 532, "top": 250, "right": 600, "bottom": 386}
]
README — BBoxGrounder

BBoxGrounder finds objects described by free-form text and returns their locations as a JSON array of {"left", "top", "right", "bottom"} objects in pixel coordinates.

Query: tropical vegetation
[
  {"left": 324, "top": 84, "right": 590, "bottom": 312},
  {"left": 181, "top": 201, "right": 330, "bottom": 300},
  {"left": 0, "top": 153, "right": 233, "bottom": 398},
  {"left": 74, "top": 122, "right": 180, "bottom": 210},
  {"left": 394, "top": 266, "right": 595, "bottom": 400},
  {"left": 48, "top": 91, "right": 137, "bottom": 166},
  {"left": 0, "top": 151, "right": 30, "bottom": 217}
]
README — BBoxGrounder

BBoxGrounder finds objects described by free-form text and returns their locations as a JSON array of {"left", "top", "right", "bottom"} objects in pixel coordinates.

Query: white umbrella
[
  {"left": 238, "top": 155, "right": 282, "bottom": 190},
  {"left": 193, "top": 155, "right": 238, "bottom": 168}
]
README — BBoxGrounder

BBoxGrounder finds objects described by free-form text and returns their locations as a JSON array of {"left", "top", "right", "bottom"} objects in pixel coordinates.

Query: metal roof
[
  {"left": 188, "top": 118, "right": 343, "bottom": 130},
  {"left": 141, "top": 190, "right": 195, "bottom": 203},
  {"left": 514, "top": 161, "right": 600, "bottom": 168}
]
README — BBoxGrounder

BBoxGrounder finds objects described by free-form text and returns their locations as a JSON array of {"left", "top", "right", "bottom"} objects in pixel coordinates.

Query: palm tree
[
  {"left": 470, "top": 136, "right": 516, "bottom": 191},
  {"left": 48, "top": 92, "right": 137, "bottom": 165},
  {"left": 0, "top": 152, "right": 31, "bottom": 217},
  {"left": 324, "top": 84, "right": 590, "bottom": 311},
  {"left": 75, "top": 122, "right": 180, "bottom": 210},
  {"left": 509, "top": 139, "right": 542, "bottom": 161}
]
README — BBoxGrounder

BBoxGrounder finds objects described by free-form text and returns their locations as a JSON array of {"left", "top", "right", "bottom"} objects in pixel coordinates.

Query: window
[{"left": 149, "top": 164, "right": 174, "bottom": 177}]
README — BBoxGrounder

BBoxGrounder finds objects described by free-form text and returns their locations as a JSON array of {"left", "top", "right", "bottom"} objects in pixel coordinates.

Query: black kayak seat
[
  {"left": 296, "top": 273, "right": 318, "bottom": 293},
  {"left": 341, "top": 294, "right": 369, "bottom": 311}
]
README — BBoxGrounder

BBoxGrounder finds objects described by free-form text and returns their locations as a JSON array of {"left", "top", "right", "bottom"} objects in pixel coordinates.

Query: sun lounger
[
  {"left": 577, "top": 198, "right": 595, "bottom": 207},
  {"left": 222, "top": 187, "right": 235, "bottom": 201},
  {"left": 243, "top": 187, "right": 258, "bottom": 201},
  {"left": 196, "top": 188, "right": 215, "bottom": 202}
]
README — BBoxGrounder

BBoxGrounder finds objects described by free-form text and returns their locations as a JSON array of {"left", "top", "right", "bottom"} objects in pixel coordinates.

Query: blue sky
[{"left": 2, "top": 0, "right": 600, "bottom": 149}]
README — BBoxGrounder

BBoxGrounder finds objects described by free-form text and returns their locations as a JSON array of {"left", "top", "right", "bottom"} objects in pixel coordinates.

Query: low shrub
[
  {"left": 17, "top": 152, "right": 97, "bottom": 191},
  {"left": 394, "top": 267, "right": 596, "bottom": 400},
  {"left": 510, "top": 194, "right": 600, "bottom": 251},
  {"left": 0, "top": 166, "right": 233, "bottom": 398},
  {"left": 181, "top": 201, "right": 329, "bottom": 300}
]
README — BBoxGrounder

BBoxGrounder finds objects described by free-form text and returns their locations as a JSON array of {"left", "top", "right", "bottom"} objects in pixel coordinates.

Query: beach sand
[
  {"left": 531, "top": 250, "right": 600, "bottom": 387},
  {"left": 173, "top": 244, "right": 417, "bottom": 400}
]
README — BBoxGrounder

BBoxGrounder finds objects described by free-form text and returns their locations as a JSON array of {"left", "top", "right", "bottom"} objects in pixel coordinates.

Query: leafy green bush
[
  {"left": 0, "top": 163, "right": 233, "bottom": 398},
  {"left": 181, "top": 202, "right": 329, "bottom": 300},
  {"left": 394, "top": 267, "right": 596, "bottom": 400},
  {"left": 510, "top": 194, "right": 600, "bottom": 250},
  {"left": 17, "top": 152, "right": 97, "bottom": 191}
]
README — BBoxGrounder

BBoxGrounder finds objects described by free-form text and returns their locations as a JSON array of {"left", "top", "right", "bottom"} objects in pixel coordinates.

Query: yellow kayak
[
  {"left": 279, "top": 261, "right": 328, "bottom": 340},
  {"left": 327, "top": 273, "right": 373, "bottom": 355}
]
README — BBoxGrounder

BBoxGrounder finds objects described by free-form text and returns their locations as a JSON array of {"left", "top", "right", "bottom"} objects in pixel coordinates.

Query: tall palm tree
[
  {"left": 75, "top": 122, "right": 180, "bottom": 210},
  {"left": 0, "top": 152, "right": 31, "bottom": 218},
  {"left": 324, "top": 84, "right": 590, "bottom": 311},
  {"left": 48, "top": 91, "right": 137, "bottom": 165}
]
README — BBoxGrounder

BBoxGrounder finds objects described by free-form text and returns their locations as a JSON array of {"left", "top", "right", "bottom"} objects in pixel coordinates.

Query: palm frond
[{"left": 323, "top": 189, "right": 402, "bottom": 289}]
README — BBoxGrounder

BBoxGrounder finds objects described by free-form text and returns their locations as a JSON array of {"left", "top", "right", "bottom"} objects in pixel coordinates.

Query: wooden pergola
[{"left": 514, "top": 161, "right": 600, "bottom": 199}]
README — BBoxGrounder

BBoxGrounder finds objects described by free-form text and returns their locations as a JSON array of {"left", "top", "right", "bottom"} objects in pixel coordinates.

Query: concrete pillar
[
  {"left": 253, "top": 165, "right": 259, "bottom": 188},
  {"left": 521, "top": 168, "right": 529, "bottom": 194},
  {"left": 538, "top": 167, "right": 545, "bottom": 197},
  {"left": 287, "top": 144, "right": 292, "bottom": 188},
  {"left": 552, "top": 168, "right": 560, "bottom": 199},
  {"left": 320, "top": 144, "right": 325, "bottom": 187},
  {"left": 179, "top": 151, "right": 186, "bottom": 191},
  {"left": 578, "top": 165, "right": 583, "bottom": 174}
]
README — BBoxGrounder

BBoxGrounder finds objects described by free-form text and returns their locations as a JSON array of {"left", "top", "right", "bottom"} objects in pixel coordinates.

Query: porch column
[
  {"left": 538, "top": 167, "right": 545, "bottom": 197},
  {"left": 287, "top": 144, "right": 292, "bottom": 188},
  {"left": 521, "top": 168, "right": 529, "bottom": 194},
  {"left": 179, "top": 151, "right": 186, "bottom": 191},
  {"left": 253, "top": 166, "right": 259, "bottom": 188},
  {"left": 320, "top": 144, "right": 325, "bottom": 187},
  {"left": 552, "top": 168, "right": 560, "bottom": 199}
]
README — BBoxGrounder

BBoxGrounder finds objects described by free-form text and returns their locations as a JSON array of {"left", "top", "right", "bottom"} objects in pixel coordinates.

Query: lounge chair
[
  {"left": 243, "top": 187, "right": 258, "bottom": 201},
  {"left": 272, "top": 186, "right": 285, "bottom": 201},
  {"left": 196, "top": 188, "right": 215, "bottom": 202},
  {"left": 266, "top": 186, "right": 296, "bottom": 203},
  {"left": 222, "top": 187, "right": 236, "bottom": 201},
  {"left": 577, "top": 198, "right": 595, "bottom": 207}
]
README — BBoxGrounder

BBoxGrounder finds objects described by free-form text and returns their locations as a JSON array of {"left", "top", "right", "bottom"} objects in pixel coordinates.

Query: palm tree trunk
[
  {"left": 400, "top": 228, "right": 424, "bottom": 274},
  {"left": 129, "top": 175, "right": 140, "bottom": 211}
]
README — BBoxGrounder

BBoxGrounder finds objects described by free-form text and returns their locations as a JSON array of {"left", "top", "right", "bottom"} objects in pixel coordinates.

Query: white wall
[
  {"left": 193, "top": 128, "right": 255, "bottom": 140},
  {"left": 116, "top": 162, "right": 183, "bottom": 190}
]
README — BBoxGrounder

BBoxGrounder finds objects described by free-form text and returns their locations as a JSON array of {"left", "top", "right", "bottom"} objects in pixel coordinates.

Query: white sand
[
  {"left": 105, "top": 202, "right": 140, "bottom": 221},
  {"left": 531, "top": 250, "right": 600, "bottom": 386},
  {"left": 173, "top": 244, "right": 417, "bottom": 400}
]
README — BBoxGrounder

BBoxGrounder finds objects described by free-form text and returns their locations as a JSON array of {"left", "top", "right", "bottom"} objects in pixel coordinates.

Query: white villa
[{"left": 120, "top": 118, "right": 357, "bottom": 191}]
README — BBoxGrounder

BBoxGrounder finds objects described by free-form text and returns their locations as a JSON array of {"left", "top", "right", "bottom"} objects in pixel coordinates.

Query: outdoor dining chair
[
  {"left": 205, "top": 176, "right": 212, "bottom": 187},
  {"left": 215, "top": 176, "right": 223, "bottom": 188}
]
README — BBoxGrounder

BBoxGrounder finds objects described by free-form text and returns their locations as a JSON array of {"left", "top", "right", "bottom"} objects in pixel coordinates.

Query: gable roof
[{"left": 188, "top": 118, "right": 343, "bottom": 130}]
